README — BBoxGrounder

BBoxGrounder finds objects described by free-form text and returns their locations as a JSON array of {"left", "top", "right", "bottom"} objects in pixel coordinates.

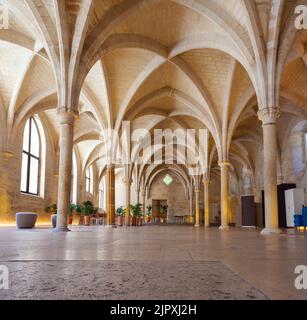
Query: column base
[
  {"left": 260, "top": 228, "right": 282, "bottom": 235},
  {"left": 194, "top": 224, "right": 200, "bottom": 228},
  {"left": 219, "top": 225, "right": 230, "bottom": 231},
  {"left": 52, "top": 227, "right": 71, "bottom": 233},
  {"left": 105, "top": 224, "right": 117, "bottom": 229}
]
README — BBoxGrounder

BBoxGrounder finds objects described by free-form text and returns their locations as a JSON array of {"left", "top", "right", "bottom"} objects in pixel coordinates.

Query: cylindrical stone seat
[{"left": 16, "top": 212, "right": 38, "bottom": 229}]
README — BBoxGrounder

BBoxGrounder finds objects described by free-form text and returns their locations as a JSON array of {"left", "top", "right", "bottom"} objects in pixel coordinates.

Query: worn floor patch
[{"left": 0, "top": 261, "right": 267, "bottom": 300}]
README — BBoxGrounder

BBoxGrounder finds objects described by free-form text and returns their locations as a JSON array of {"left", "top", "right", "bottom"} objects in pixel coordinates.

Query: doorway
[{"left": 152, "top": 199, "right": 168, "bottom": 223}]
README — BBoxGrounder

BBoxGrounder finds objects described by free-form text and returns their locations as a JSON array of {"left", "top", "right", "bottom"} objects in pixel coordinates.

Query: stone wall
[
  {"left": 0, "top": 116, "right": 58, "bottom": 225},
  {"left": 148, "top": 171, "right": 191, "bottom": 222}
]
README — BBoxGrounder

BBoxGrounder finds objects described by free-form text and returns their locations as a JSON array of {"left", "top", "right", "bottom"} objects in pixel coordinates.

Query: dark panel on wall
[
  {"left": 241, "top": 196, "right": 256, "bottom": 226},
  {"left": 255, "top": 203, "right": 264, "bottom": 228}
]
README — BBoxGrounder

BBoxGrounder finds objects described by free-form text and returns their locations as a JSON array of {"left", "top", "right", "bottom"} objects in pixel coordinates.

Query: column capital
[
  {"left": 203, "top": 177, "right": 210, "bottom": 185},
  {"left": 58, "top": 107, "right": 79, "bottom": 125},
  {"left": 257, "top": 107, "right": 280, "bottom": 126},
  {"left": 122, "top": 177, "right": 133, "bottom": 185},
  {"left": 2, "top": 150, "right": 13, "bottom": 161},
  {"left": 195, "top": 189, "right": 201, "bottom": 193},
  {"left": 218, "top": 161, "right": 231, "bottom": 167},
  {"left": 107, "top": 163, "right": 115, "bottom": 170}
]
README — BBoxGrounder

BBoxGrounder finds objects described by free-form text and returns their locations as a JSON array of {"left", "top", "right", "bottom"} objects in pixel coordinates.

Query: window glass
[
  {"left": 30, "top": 120, "right": 40, "bottom": 157},
  {"left": 20, "top": 117, "right": 42, "bottom": 195},
  {"left": 29, "top": 157, "right": 39, "bottom": 194},
  {"left": 20, "top": 153, "right": 28, "bottom": 192},
  {"left": 23, "top": 120, "right": 30, "bottom": 152}
]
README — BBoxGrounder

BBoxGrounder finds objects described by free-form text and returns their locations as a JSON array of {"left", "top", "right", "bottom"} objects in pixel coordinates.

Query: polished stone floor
[{"left": 0, "top": 225, "right": 306, "bottom": 300}]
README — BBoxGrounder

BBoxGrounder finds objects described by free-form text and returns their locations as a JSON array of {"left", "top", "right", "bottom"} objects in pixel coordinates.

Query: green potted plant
[
  {"left": 69, "top": 204, "right": 77, "bottom": 225},
  {"left": 73, "top": 204, "right": 83, "bottom": 225},
  {"left": 130, "top": 203, "right": 142, "bottom": 226},
  {"left": 116, "top": 206, "right": 126, "bottom": 226},
  {"left": 46, "top": 204, "right": 57, "bottom": 228},
  {"left": 82, "top": 201, "right": 93, "bottom": 226},
  {"left": 93, "top": 207, "right": 99, "bottom": 216},
  {"left": 145, "top": 205, "right": 152, "bottom": 223},
  {"left": 160, "top": 204, "right": 168, "bottom": 223}
]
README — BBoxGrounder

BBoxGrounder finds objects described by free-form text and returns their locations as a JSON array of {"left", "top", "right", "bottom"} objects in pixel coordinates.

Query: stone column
[
  {"left": 219, "top": 161, "right": 230, "bottom": 230},
  {"left": 189, "top": 189, "right": 193, "bottom": 216},
  {"left": 106, "top": 164, "right": 116, "bottom": 227},
  {"left": 0, "top": 151, "right": 14, "bottom": 224},
  {"left": 258, "top": 107, "right": 281, "bottom": 234},
  {"left": 55, "top": 110, "right": 77, "bottom": 232},
  {"left": 194, "top": 189, "right": 200, "bottom": 227},
  {"left": 142, "top": 189, "right": 146, "bottom": 216},
  {"left": 136, "top": 188, "right": 140, "bottom": 204},
  {"left": 123, "top": 177, "right": 132, "bottom": 226},
  {"left": 204, "top": 177, "right": 210, "bottom": 227}
]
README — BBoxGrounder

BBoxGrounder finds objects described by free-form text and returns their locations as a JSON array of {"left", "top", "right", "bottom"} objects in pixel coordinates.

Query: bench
[{"left": 16, "top": 212, "right": 37, "bottom": 229}]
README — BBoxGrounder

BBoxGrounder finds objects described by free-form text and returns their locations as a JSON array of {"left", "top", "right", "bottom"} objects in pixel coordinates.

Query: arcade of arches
[{"left": 0, "top": 0, "right": 307, "bottom": 300}]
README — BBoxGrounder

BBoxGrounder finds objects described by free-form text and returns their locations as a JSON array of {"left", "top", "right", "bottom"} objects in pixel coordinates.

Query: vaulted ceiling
[{"left": 0, "top": 0, "right": 306, "bottom": 189}]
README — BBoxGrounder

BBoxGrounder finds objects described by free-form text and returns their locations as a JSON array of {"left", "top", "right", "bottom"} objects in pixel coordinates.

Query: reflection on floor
[{"left": 0, "top": 225, "right": 306, "bottom": 300}]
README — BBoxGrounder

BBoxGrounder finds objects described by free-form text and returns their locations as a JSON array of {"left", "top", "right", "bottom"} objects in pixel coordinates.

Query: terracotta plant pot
[
  {"left": 83, "top": 215, "right": 91, "bottom": 226},
  {"left": 68, "top": 216, "right": 73, "bottom": 225},
  {"left": 117, "top": 216, "right": 123, "bottom": 226},
  {"left": 131, "top": 216, "right": 137, "bottom": 226},
  {"left": 73, "top": 214, "right": 82, "bottom": 226}
]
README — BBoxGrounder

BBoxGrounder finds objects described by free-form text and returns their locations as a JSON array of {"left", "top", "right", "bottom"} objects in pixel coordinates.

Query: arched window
[
  {"left": 85, "top": 166, "right": 93, "bottom": 194},
  {"left": 242, "top": 166, "right": 251, "bottom": 192},
  {"left": 20, "top": 117, "right": 41, "bottom": 195},
  {"left": 98, "top": 177, "right": 105, "bottom": 209},
  {"left": 71, "top": 150, "right": 77, "bottom": 204}
]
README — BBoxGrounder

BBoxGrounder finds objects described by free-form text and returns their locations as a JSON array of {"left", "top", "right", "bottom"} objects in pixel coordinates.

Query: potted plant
[
  {"left": 145, "top": 205, "right": 152, "bottom": 223},
  {"left": 130, "top": 203, "right": 142, "bottom": 226},
  {"left": 93, "top": 207, "right": 99, "bottom": 216},
  {"left": 46, "top": 204, "right": 57, "bottom": 228},
  {"left": 69, "top": 204, "right": 77, "bottom": 225},
  {"left": 116, "top": 206, "right": 125, "bottom": 226},
  {"left": 73, "top": 204, "right": 83, "bottom": 225},
  {"left": 160, "top": 204, "right": 168, "bottom": 223},
  {"left": 82, "top": 201, "right": 93, "bottom": 226}
]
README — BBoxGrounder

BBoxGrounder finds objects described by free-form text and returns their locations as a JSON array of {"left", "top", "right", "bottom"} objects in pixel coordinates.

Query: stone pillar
[
  {"left": 194, "top": 189, "right": 200, "bottom": 227},
  {"left": 142, "top": 189, "right": 146, "bottom": 216},
  {"left": 0, "top": 151, "right": 14, "bottom": 224},
  {"left": 123, "top": 177, "right": 132, "bottom": 226},
  {"left": 136, "top": 188, "right": 140, "bottom": 204},
  {"left": 106, "top": 164, "right": 116, "bottom": 227},
  {"left": 189, "top": 189, "right": 193, "bottom": 216},
  {"left": 258, "top": 107, "right": 281, "bottom": 235},
  {"left": 55, "top": 110, "right": 77, "bottom": 232},
  {"left": 219, "top": 161, "right": 230, "bottom": 230},
  {"left": 204, "top": 177, "right": 210, "bottom": 227}
]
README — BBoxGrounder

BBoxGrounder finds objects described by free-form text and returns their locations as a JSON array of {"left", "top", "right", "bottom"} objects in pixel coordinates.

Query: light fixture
[{"left": 163, "top": 174, "right": 173, "bottom": 186}]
